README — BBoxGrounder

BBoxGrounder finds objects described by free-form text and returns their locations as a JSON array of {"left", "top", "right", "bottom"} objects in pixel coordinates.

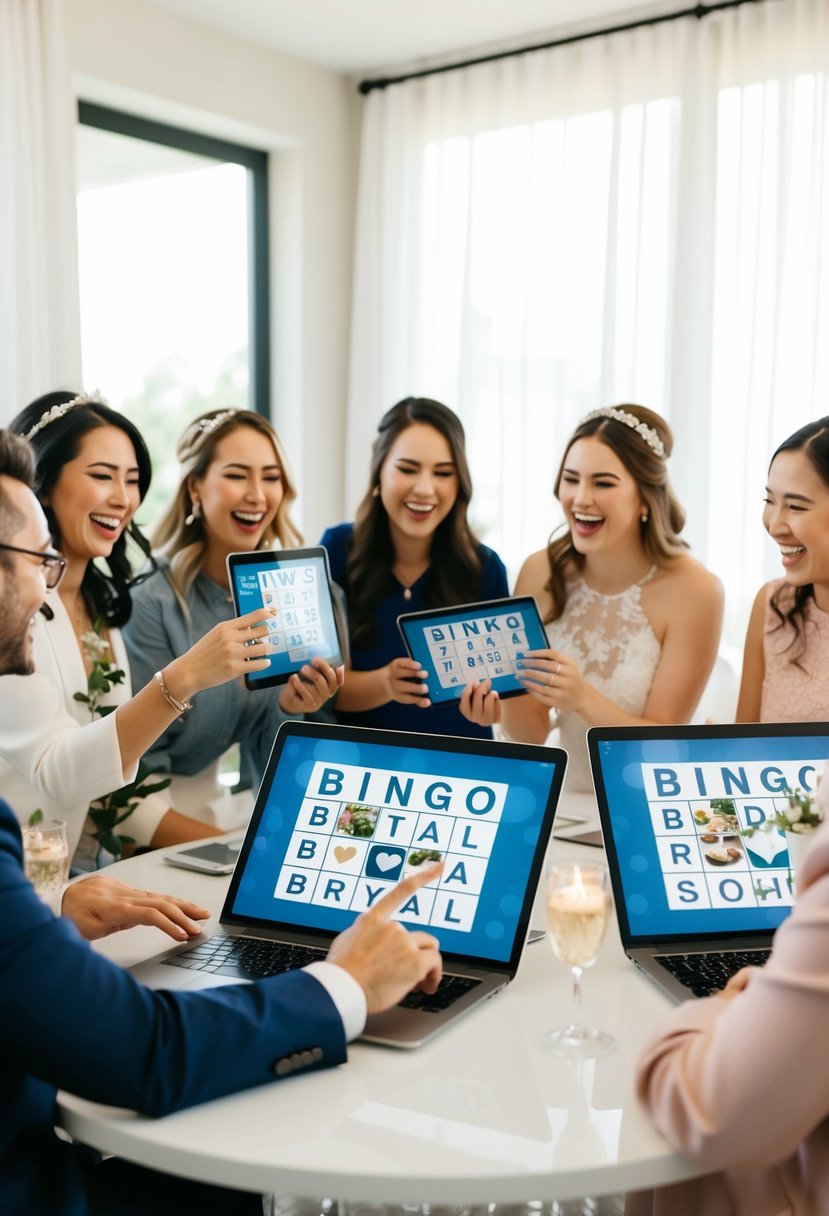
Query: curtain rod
[{"left": 358, "top": 0, "right": 762, "bottom": 94}]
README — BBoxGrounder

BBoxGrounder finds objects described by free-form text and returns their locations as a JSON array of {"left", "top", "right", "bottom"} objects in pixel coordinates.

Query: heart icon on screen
[
  {"left": 374, "top": 852, "right": 401, "bottom": 873},
  {"left": 334, "top": 845, "right": 357, "bottom": 864}
]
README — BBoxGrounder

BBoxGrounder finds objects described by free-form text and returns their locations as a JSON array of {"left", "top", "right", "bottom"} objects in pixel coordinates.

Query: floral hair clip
[
  {"left": 24, "top": 390, "right": 109, "bottom": 441},
  {"left": 581, "top": 408, "right": 666, "bottom": 458}
]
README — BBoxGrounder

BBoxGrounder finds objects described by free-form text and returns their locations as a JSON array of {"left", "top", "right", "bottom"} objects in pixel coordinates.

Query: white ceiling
[{"left": 145, "top": 0, "right": 677, "bottom": 77}]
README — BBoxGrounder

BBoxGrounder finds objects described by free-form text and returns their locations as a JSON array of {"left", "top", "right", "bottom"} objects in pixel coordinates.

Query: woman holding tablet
[
  {"left": 320, "top": 396, "right": 508, "bottom": 738},
  {"left": 461, "top": 405, "right": 722, "bottom": 788},
  {"left": 124, "top": 408, "right": 342, "bottom": 821},
  {"left": 1, "top": 392, "right": 277, "bottom": 865},
  {"left": 736, "top": 417, "right": 829, "bottom": 723}
]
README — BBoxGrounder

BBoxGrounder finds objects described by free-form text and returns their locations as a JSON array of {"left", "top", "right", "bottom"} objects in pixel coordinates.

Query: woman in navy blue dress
[{"left": 321, "top": 397, "right": 508, "bottom": 738}]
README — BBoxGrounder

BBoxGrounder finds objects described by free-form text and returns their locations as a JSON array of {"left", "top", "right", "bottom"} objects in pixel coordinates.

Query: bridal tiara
[
  {"left": 581, "top": 408, "right": 666, "bottom": 459},
  {"left": 24, "top": 390, "right": 109, "bottom": 441},
  {"left": 195, "top": 409, "right": 238, "bottom": 435}
]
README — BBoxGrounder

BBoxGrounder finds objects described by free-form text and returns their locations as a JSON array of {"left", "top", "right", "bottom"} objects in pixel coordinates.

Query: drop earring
[
  {"left": 185, "top": 499, "right": 202, "bottom": 526},
  {"left": 640, "top": 510, "right": 649, "bottom": 524}
]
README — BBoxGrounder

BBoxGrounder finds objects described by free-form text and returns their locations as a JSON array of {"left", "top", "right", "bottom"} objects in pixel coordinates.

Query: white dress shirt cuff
[{"left": 303, "top": 961, "right": 368, "bottom": 1041}]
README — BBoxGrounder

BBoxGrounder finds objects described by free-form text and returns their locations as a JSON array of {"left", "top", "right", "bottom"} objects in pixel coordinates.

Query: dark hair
[
  {"left": 545, "top": 404, "right": 687, "bottom": 622},
  {"left": 0, "top": 430, "right": 36, "bottom": 573},
  {"left": 346, "top": 397, "right": 482, "bottom": 648},
  {"left": 9, "top": 392, "right": 155, "bottom": 626},
  {"left": 767, "top": 416, "right": 829, "bottom": 662}
]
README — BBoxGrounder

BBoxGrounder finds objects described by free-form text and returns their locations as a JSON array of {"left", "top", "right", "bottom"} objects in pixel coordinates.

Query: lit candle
[{"left": 547, "top": 865, "right": 609, "bottom": 966}]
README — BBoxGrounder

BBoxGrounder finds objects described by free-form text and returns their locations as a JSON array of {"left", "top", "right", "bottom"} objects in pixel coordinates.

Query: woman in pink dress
[
  {"left": 736, "top": 416, "right": 829, "bottom": 723},
  {"left": 632, "top": 417, "right": 829, "bottom": 1214}
]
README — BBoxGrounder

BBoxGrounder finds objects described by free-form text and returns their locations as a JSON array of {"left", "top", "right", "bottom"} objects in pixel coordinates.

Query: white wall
[{"left": 65, "top": 0, "right": 360, "bottom": 540}]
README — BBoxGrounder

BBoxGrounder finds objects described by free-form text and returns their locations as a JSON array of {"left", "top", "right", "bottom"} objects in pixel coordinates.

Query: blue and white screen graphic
[
  {"left": 598, "top": 733, "right": 829, "bottom": 938},
  {"left": 231, "top": 554, "right": 340, "bottom": 682},
  {"left": 230, "top": 734, "right": 558, "bottom": 962},
  {"left": 402, "top": 598, "right": 548, "bottom": 703}
]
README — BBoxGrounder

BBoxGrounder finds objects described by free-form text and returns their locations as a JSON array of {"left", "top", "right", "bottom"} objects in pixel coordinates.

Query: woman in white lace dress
[{"left": 461, "top": 405, "right": 723, "bottom": 790}]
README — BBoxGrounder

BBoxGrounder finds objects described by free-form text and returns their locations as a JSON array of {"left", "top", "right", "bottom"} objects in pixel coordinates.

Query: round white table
[{"left": 57, "top": 794, "right": 705, "bottom": 1204}]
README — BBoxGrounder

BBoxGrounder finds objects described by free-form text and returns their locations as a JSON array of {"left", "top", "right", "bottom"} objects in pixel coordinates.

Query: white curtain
[
  {"left": 0, "top": 0, "right": 81, "bottom": 422},
  {"left": 348, "top": 0, "right": 829, "bottom": 649}
]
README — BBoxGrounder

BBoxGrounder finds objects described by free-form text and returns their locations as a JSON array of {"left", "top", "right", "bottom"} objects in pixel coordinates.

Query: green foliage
[
  {"left": 28, "top": 809, "right": 43, "bottom": 828},
  {"left": 79, "top": 618, "right": 170, "bottom": 858},
  {"left": 709, "top": 798, "right": 736, "bottom": 815},
  {"left": 408, "top": 848, "right": 442, "bottom": 866}
]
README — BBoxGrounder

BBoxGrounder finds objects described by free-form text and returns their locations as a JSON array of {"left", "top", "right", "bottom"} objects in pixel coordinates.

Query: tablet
[
  {"left": 397, "top": 595, "right": 548, "bottom": 704},
  {"left": 226, "top": 547, "right": 344, "bottom": 689}
]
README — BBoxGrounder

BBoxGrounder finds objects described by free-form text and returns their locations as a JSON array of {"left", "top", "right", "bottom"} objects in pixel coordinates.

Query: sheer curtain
[
  {"left": 348, "top": 0, "right": 829, "bottom": 648},
  {"left": 0, "top": 0, "right": 81, "bottom": 421}
]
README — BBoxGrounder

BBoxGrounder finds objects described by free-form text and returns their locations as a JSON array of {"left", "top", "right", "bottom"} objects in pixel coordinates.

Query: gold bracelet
[{"left": 154, "top": 670, "right": 192, "bottom": 716}]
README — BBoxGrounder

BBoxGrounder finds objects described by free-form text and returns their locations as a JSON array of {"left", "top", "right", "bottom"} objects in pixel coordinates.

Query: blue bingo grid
[
  {"left": 399, "top": 597, "right": 548, "bottom": 702},
  {"left": 228, "top": 730, "right": 562, "bottom": 962},
  {"left": 229, "top": 550, "right": 341, "bottom": 681},
  {"left": 595, "top": 732, "right": 829, "bottom": 938}
]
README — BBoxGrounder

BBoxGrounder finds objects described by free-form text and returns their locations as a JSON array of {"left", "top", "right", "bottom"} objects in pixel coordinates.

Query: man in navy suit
[{"left": 0, "top": 429, "right": 443, "bottom": 1216}]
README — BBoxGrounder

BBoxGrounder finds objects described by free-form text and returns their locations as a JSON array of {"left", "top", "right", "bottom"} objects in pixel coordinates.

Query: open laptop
[
  {"left": 133, "top": 720, "right": 566, "bottom": 1047},
  {"left": 588, "top": 722, "right": 829, "bottom": 1002}
]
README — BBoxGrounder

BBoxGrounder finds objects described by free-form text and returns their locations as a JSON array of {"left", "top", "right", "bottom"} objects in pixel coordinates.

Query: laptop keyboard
[
  {"left": 164, "top": 936, "right": 482, "bottom": 1012},
  {"left": 163, "top": 936, "right": 328, "bottom": 979},
  {"left": 655, "top": 949, "right": 772, "bottom": 997}
]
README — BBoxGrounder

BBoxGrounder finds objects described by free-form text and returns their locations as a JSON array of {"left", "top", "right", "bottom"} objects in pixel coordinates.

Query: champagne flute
[
  {"left": 22, "top": 818, "right": 69, "bottom": 912},
  {"left": 542, "top": 861, "right": 614, "bottom": 1058}
]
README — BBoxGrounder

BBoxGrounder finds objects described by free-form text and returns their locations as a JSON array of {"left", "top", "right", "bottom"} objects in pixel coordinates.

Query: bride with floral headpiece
[{"left": 460, "top": 404, "right": 724, "bottom": 790}]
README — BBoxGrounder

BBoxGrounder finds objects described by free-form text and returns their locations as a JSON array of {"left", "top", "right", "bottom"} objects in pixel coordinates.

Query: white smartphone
[{"left": 164, "top": 840, "right": 243, "bottom": 875}]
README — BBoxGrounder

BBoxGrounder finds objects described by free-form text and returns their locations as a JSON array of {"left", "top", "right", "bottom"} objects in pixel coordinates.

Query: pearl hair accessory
[
  {"left": 195, "top": 409, "right": 237, "bottom": 435},
  {"left": 581, "top": 408, "right": 666, "bottom": 459},
  {"left": 24, "top": 390, "right": 109, "bottom": 441}
]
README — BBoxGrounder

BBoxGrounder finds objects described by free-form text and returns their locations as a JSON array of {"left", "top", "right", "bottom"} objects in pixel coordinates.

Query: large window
[
  {"left": 352, "top": 10, "right": 829, "bottom": 658},
  {"left": 75, "top": 104, "right": 269, "bottom": 525}
]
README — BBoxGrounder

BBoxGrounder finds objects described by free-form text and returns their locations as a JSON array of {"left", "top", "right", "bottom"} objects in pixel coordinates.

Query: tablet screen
[
  {"left": 398, "top": 596, "right": 547, "bottom": 704},
  {"left": 227, "top": 547, "right": 344, "bottom": 688}
]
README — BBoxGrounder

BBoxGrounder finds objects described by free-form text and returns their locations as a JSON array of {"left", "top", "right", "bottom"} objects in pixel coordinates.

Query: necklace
[{"left": 393, "top": 562, "right": 427, "bottom": 601}]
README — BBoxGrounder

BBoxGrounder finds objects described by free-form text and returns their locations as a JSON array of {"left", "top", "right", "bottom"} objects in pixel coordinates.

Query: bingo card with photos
[{"left": 591, "top": 725, "right": 829, "bottom": 940}]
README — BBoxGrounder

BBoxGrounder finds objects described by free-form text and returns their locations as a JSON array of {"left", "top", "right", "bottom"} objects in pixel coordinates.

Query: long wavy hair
[
  {"left": 151, "top": 408, "right": 302, "bottom": 601},
  {"left": 9, "top": 392, "right": 154, "bottom": 627},
  {"left": 346, "top": 397, "right": 483, "bottom": 648},
  {"left": 767, "top": 416, "right": 829, "bottom": 664},
  {"left": 545, "top": 404, "right": 687, "bottom": 623}
]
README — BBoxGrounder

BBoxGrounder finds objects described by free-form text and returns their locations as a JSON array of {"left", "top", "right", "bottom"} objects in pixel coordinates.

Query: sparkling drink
[
  {"left": 547, "top": 886, "right": 609, "bottom": 967},
  {"left": 22, "top": 820, "right": 69, "bottom": 902},
  {"left": 541, "top": 861, "right": 615, "bottom": 1058}
]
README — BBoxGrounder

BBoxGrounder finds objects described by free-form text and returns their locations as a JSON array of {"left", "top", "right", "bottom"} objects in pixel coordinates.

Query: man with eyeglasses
[{"left": 0, "top": 428, "right": 442, "bottom": 1215}]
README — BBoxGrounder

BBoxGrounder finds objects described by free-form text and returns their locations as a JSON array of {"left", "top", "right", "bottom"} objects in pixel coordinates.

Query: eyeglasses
[{"left": 0, "top": 542, "right": 67, "bottom": 589}]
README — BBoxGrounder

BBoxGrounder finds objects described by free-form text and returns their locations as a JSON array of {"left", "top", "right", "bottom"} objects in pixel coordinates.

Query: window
[{"left": 75, "top": 103, "right": 269, "bottom": 525}]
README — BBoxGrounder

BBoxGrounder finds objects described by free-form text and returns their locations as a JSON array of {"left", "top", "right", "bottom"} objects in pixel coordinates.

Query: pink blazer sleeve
[{"left": 636, "top": 820, "right": 829, "bottom": 1172}]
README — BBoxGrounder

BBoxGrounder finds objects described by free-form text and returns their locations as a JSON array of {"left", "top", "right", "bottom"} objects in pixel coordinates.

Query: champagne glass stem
[{"left": 570, "top": 965, "right": 584, "bottom": 1038}]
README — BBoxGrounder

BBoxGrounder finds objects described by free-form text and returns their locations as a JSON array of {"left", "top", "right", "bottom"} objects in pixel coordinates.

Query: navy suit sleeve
[{"left": 0, "top": 804, "right": 346, "bottom": 1118}]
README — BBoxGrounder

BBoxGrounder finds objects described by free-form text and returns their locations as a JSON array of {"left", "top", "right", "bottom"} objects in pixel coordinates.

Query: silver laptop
[
  {"left": 133, "top": 719, "right": 566, "bottom": 1047},
  {"left": 588, "top": 722, "right": 829, "bottom": 1002}
]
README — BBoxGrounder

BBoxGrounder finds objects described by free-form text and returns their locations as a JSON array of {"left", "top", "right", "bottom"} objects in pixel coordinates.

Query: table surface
[{"left": 57, "top": 793, "right": 702, "bottom": 1203}]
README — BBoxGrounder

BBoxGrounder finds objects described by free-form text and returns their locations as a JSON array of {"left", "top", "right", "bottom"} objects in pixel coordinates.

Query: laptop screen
[
  {"left": 589, "top": 724, "right": 829, "bottom": 943},
  {"left": 224, "top": 721, "right": 566, "bottom": 968}
]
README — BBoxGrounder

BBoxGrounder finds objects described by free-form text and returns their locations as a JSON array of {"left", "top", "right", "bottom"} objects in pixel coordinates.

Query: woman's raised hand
[
  {"left": 163, "top": 605, "right": 277, "bottom": 700},
  {"left": 459, "top": 679, "right": 501, "bottom": 726},
  {"left": 516, "top": 648, "right": 585, "bottom": 714},
  {"left": 279, "top": 657, "right": 345, "bottom": 714},
  {"left": 384, "top": 657, "right": 431, "bottom": 707}
]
